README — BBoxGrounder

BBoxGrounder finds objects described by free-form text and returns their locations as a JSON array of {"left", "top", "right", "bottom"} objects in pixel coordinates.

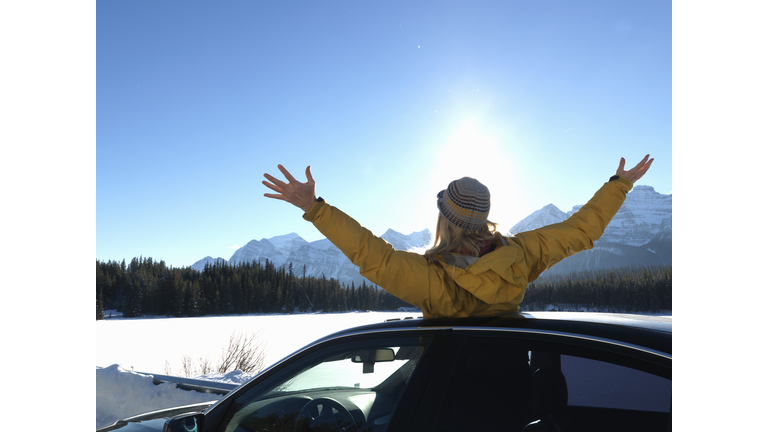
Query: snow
[
  {"left": 96, "top": 364, "right": 226, "bottom": 429},
  {"left": 265, "top": 232, "right": 306, "bottom": 250},
  {"left": 95, "top": 311, "right": 420, "bottom": 429}
]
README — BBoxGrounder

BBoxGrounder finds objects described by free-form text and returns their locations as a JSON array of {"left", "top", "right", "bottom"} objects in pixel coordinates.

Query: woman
[{"left": 263, "top": 155, "right": 653, "bottom": 319}]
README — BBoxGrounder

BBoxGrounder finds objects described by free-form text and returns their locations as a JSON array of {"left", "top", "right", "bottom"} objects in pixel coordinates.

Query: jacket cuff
[
  {"left": 303, "top": 200, "right": 326, "bottom": 222},
  {"left": 614, "top": 176, "right": 633, "bottom": 191}
]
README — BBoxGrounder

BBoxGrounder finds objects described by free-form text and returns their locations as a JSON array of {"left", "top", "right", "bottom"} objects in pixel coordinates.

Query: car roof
[{"left": 317, "top": 311, "right": 672, "bottom": 356}]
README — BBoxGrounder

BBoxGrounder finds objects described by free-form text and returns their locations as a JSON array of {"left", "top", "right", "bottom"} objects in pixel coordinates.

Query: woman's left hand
[
  {"left": 615, "top": 154, "right": 654, "bottom": 184},
  {"left": 263, "top": 165, "right": 317, "bottom": 213}
]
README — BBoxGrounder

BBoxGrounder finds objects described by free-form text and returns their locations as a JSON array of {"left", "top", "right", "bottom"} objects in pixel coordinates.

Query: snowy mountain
[
  {"left": 192, "top": 230, "right": 433, "bottom": 287},
  {"left": 380, "top": 228, "right": 432, "bottom": 251},
  {"left": 191, "top": 256, "right": 227, "bottom": 271},
  {"left": 510, "top": 185, "right": 672, "bottom": 275},
  {"left": 588, "top": 185, "right": 672, "bottom": 247},
  {"left": 509, "top": 204, "right": 567, "bottom": 234},
  {"left": 190, "top": 184, "right": 671, "bottom": 282},
  {"left": 228, "top": 233, "right": 310, "bottom": 269}
]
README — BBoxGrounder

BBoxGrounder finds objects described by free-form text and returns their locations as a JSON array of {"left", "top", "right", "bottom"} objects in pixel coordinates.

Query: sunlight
[
  {"left": 424, "top": 119, "right": 520, "bottom": 230},
  {"left": 429, "top": 120, "right": 497, "bottom": 190}
]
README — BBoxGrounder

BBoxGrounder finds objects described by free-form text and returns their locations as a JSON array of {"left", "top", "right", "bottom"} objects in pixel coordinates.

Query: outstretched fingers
[
  {"left": 263, "top": 174, "right": 284, "bottom": 189},
  {"left": 631, "top": 155, "right": 653, "bottom": 177},
  {"left": 262, "top": 182, "right": 286, "bottom": 198},
  {"left": 616, "top": 154, "right": 654, "bottom": 183},
  {"left": 277, "top": 164, "right": 299, "bottom": 184},
  {"left": 305, "top": 166, "right": 314, "bottom": 184},
  {"left": 262, "top": 164, "right": 318, "bottom": 213},
  {"left": 617, "top": 157, "right": 626, "bottom": 173},
  {"left": 630, "top": 154, "right": 651, "bottom": 171},
  {"left": 262, "top": 173, "right": 287, "bottom": 197}
]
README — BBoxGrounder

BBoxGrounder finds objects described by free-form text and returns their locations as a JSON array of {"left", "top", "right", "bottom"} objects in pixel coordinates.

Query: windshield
[
  {"left": 218, "top": 336, "right": 431, "bottom": 432},
  {"left": 277, "top": 347, "right": 412, "bottom": 393}
]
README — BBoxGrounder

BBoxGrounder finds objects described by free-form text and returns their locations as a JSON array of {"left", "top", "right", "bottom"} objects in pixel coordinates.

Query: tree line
[
  {"left": 96, "top": 257, "right": 414, "bottom": 320},
  {"left": 520, "top": 265, "right": 672, "bottom": 313},
  {"left": 96, "top": 257, "right": 671, "bottom": 320}
]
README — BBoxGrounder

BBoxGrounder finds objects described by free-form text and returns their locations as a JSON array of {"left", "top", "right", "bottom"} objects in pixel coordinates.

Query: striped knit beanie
[{"left": 436, "top": 177, "right": 491, "bottom": 231}]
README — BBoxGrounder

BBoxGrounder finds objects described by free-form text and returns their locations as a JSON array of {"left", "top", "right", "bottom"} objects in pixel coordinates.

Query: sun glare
[
  {"left": 431, "top": 121, "right": 497, "bottom": 186},
  {"left": 422, "top": 120, "right": 521, "bottom": 231}
]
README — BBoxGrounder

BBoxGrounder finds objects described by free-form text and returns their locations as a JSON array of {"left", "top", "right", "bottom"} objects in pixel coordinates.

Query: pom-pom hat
[{"left": 436, "top": 177, "right": 491, "bottom": 231}]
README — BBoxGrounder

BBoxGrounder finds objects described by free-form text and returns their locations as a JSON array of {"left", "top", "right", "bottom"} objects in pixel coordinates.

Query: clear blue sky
[{"left": 96, "top": 0, "right": 672, "bottom": 268}]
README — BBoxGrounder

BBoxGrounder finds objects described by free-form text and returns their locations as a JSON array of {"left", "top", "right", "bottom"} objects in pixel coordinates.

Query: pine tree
[
  {"left": 97, "top": 287, "right": 105, "bottom": 320},
  {"left": 214, "top": 289, "right": 221, "bottom": 314},
  {"left": 188, "top": 280, "right": 202, "bottom": 316},
  {"left": 124, "top": 277, "right": 142, "bottom": 317},
  {"left": 171, "top": 272, "right": 184, "bottom": 317}
]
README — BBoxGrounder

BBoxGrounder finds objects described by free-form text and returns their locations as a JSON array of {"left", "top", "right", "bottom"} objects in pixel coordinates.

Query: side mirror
[{"left": 164, "top": 413, "right": 205, "bottom": 432}]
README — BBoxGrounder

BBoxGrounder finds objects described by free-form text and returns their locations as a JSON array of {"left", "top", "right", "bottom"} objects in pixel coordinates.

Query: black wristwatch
[
  {"left": 609, "top": 175, "right": 620, "bottom": 182},
  {"left": 316, "top": 197, "right": 325, "bottom": 203}
]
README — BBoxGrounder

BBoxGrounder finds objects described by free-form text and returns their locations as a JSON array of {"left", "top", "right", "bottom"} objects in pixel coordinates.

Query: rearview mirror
[
  {"left": 164, "top": 413, "right": 204, "bottom": 432},
  {"left": 350, "top": 348, "right": 395, "bottom": 363}
]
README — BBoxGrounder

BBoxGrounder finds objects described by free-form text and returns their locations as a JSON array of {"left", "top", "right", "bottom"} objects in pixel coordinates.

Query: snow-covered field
[{"left": 95, "top": 311, "right": 421, "bottom": 429}]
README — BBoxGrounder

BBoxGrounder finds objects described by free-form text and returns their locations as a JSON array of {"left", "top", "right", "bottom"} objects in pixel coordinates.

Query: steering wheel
[{"left": 294, "top": 397, "right": 359, "bottom": 432}]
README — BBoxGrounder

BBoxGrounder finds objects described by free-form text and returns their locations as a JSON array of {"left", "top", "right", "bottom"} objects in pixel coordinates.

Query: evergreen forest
[
  {"left": 96, "top": 257, "right": 414, "bottom": 320},
  {"left": 96, "top": 257, "right": 671, "bottom": 320},
  {"left": 520, "top": 265, "right": 672, "bottom": 313}
]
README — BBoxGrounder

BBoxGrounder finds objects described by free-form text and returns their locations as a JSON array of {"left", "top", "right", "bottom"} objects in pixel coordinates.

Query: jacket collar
[{"left": 440, "top": 235, "right": 509, "bottom": 270}]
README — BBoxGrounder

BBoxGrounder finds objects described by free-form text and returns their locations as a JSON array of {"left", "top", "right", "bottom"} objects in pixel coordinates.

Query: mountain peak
[
  {"left": 381, "top": 228, "right": 433, "bottom": 251},
  {"left": 265, "top": 232, "right": 308, "bottom": 252},
  {"left": 259, "top": 232, "right": 302, "bottom": 242},
  {"left": 191, "top": 256, "right": 227, "bottom": 272},
  {"left": 632, "top": 185, "right": 657, "bottom": 193},
  {"left": 509, "top": 203, "right": 567, "bottom": 234}
]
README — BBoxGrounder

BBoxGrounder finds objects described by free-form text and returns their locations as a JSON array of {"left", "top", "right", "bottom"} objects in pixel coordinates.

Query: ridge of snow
[
  {"left": 509, "top": 203, "right": 567, "bottom": 234},
  {"left": 96, "top": 364, "right": 226, "bottom": 429}
]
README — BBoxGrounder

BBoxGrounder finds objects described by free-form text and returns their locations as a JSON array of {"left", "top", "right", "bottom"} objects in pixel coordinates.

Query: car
[{"left": 97, "top": 311, "right": 672, "bottom": 432}]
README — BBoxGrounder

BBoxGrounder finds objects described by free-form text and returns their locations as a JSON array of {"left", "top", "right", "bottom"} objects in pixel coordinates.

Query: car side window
[
  {"left": 216, "top": 336, "right": 431, "bottom": 432},
  {"left": 433, "top": 335, "right": 671, "bottom": 432},
  {"left": 561, "top": 354, "right": 671, "bottom": 412}
]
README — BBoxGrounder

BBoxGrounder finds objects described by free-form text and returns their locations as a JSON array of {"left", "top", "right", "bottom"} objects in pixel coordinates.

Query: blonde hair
[{"left": 424, "top": 214, "right": 498, "bottom": 262}]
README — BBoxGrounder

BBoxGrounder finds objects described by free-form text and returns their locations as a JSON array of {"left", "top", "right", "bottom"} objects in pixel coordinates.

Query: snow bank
[
  {"left": 96, "top": 364, "right": 252, "bottom": 429},
  {"left": 195, "top": 369, "right": 254, "bottom": 386}
]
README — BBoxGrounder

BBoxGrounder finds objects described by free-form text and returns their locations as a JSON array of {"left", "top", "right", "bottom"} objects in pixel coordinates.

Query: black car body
[{"left": 98, "top": 312, "right": 672, "bottom": 432}]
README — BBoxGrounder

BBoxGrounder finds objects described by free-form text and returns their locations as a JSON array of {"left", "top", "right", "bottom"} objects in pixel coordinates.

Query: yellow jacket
[{"left": 302, "top": 176, "right": 633, "bottom": 319}]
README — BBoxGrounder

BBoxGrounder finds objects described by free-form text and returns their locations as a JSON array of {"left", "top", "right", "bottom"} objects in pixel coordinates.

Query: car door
[{"left": 409, "top": 330, "right": 671, "bottom": 432}]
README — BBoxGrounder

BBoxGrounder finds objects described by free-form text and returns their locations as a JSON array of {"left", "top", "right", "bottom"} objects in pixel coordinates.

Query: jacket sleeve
[
  {"left": 509, "top": 176, "right": 633, "bottom": 282},
  {"left": 302, "top": 201, "right": 433, "bottom": 310}
]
